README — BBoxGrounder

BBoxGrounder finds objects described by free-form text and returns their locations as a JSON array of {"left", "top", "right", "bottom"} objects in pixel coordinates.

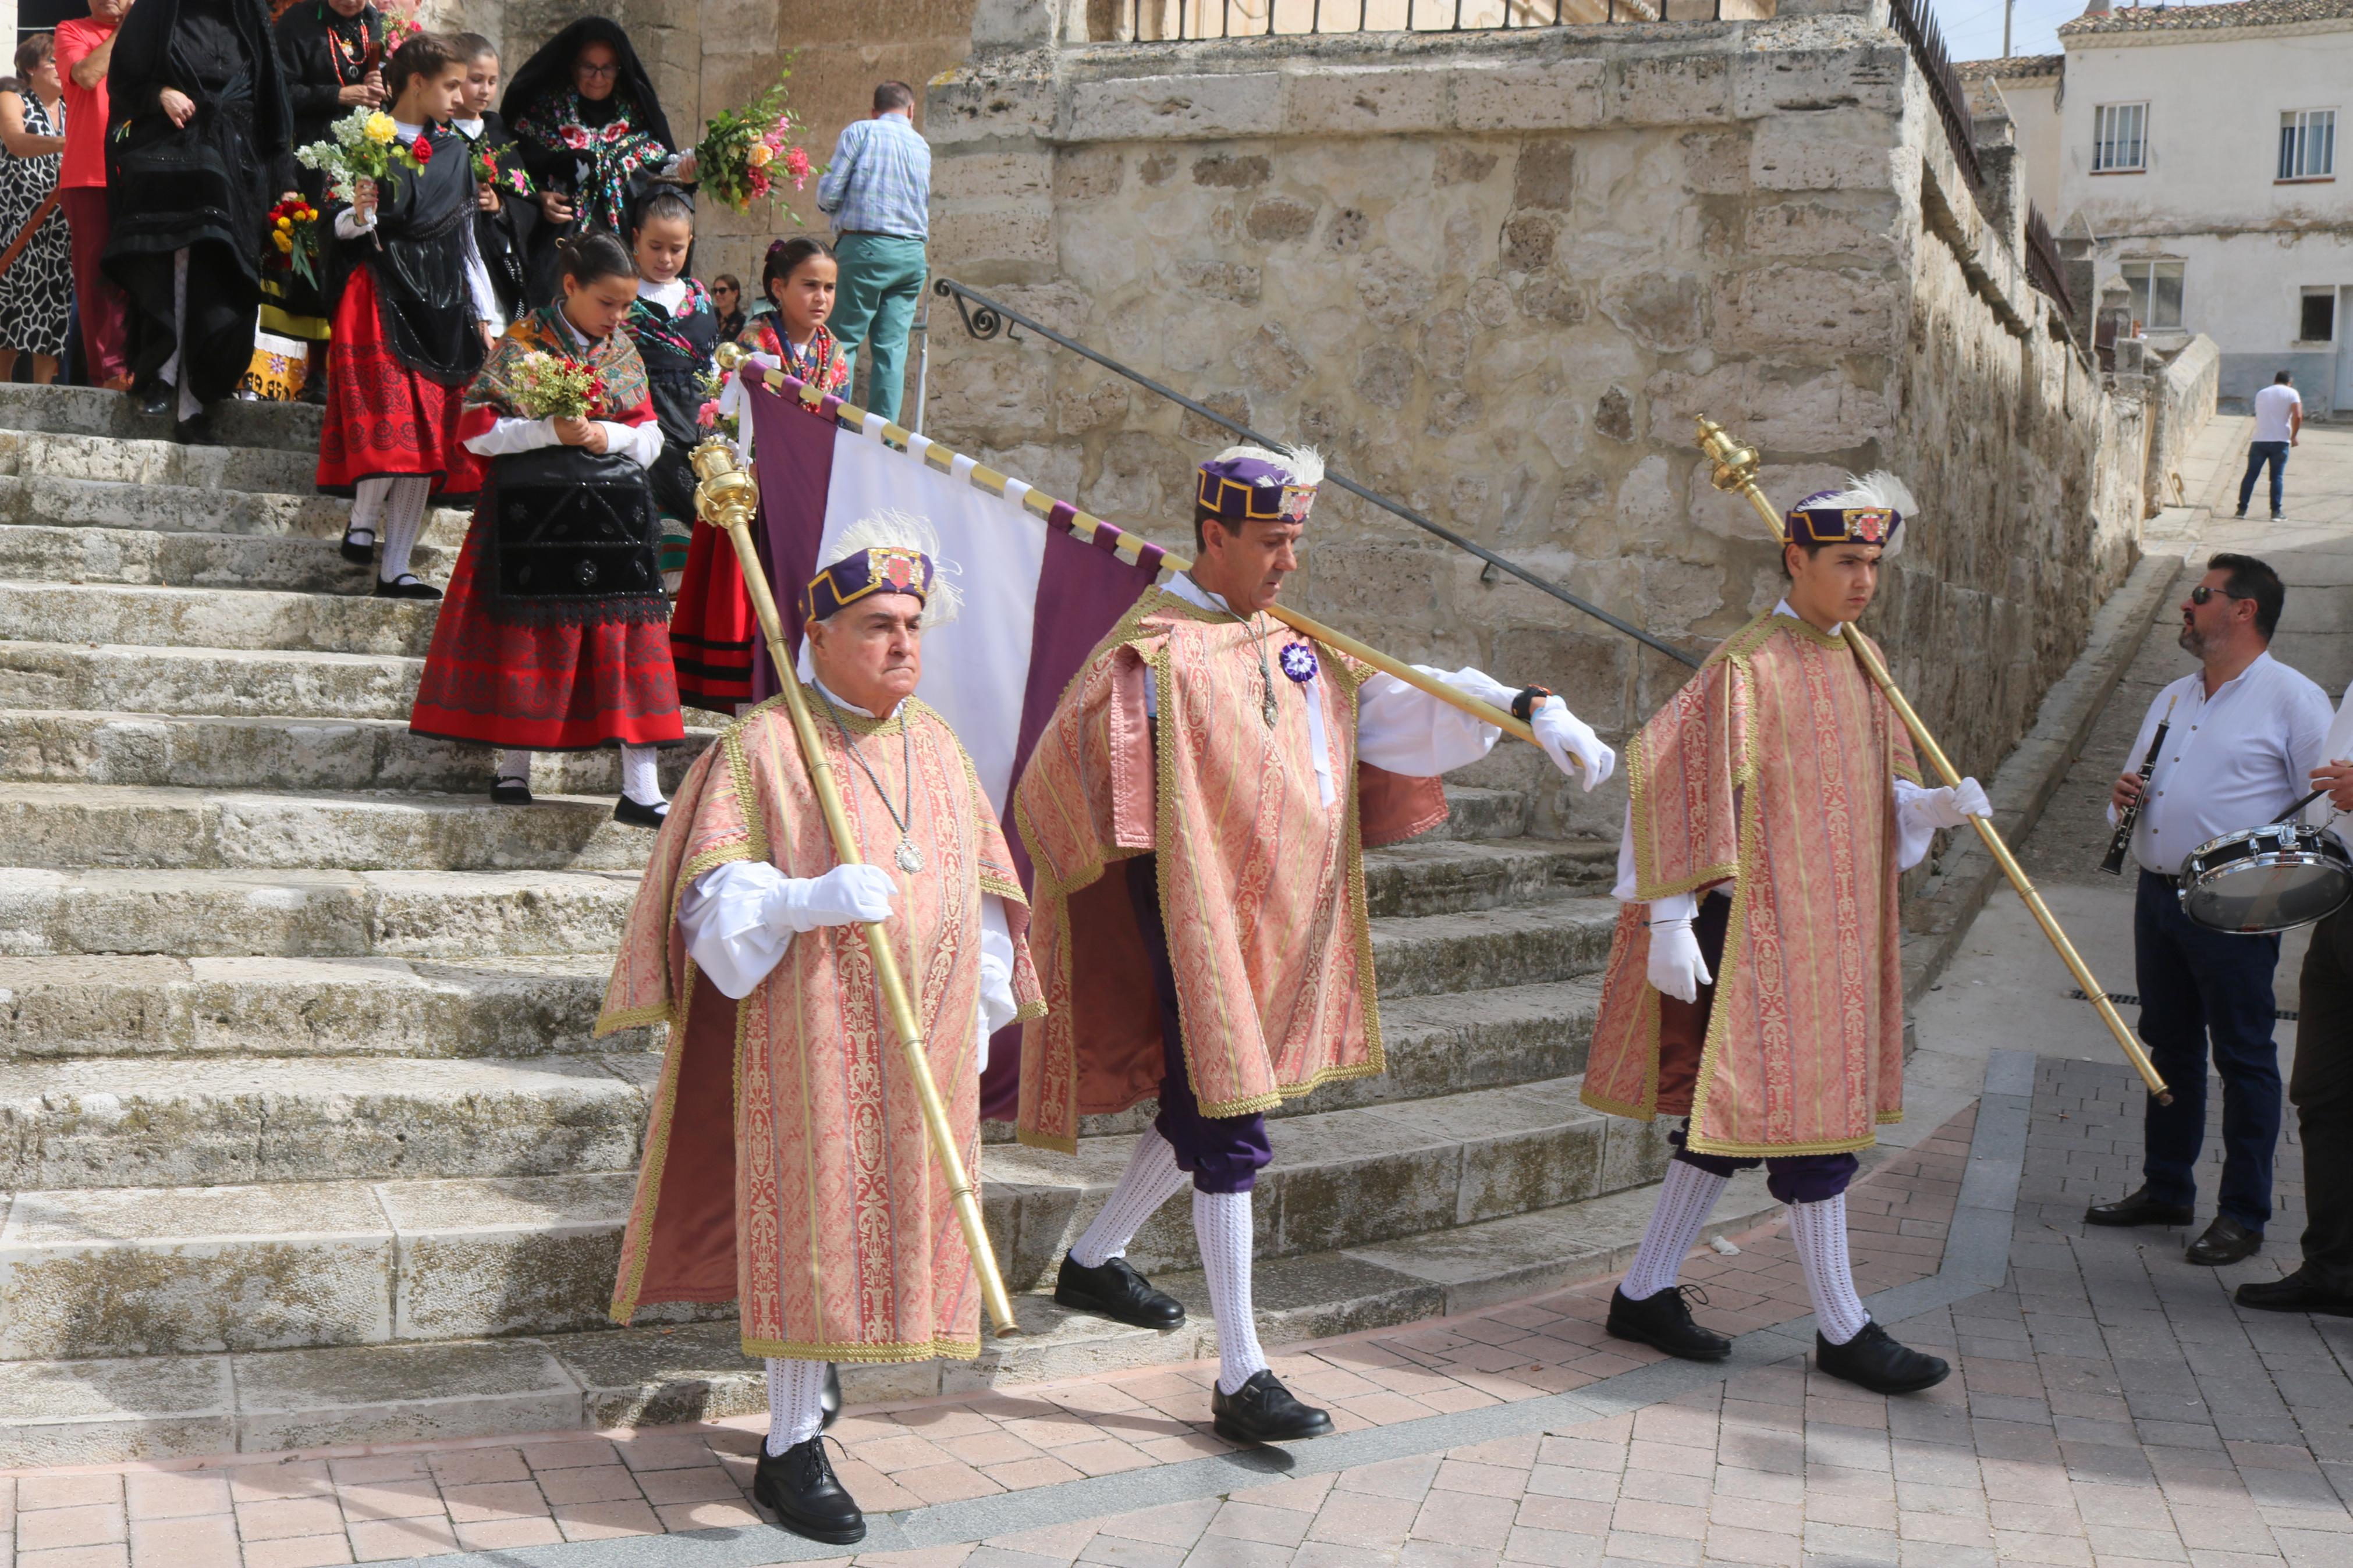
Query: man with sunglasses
[{"left": 2086, "top": 554, "right": 2330, "bottom": 1265}]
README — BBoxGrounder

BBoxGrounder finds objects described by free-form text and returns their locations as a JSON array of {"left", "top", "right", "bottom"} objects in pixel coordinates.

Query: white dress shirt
[
  {"left": 460, "top": 308, "right": 666, "bottom": 469},
  {"left": 2111, "top": 650, "right": 2333, "bottom": 876},
  {"left": 1613, "top": 602, "right": 1946, "bottom": 906},
  {"left": 333, "top": 120, "right": 501, "bottom": 329},
  {"left": 1144, "top": 573, "right": 1500, "bottom": 808},
  {"left": 2294, "top": 684, "right": 2353, "bottom": 851}
]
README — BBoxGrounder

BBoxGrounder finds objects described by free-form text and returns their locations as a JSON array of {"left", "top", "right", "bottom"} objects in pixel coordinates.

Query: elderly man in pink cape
[{"left": 598, "top": 511, "right": 1042, "bottom": 1546}]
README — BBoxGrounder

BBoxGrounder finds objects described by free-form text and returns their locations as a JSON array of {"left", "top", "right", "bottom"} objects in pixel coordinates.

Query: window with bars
[
  {"left": 2120, "top": 260, "right": 2184, "bottom": 332},
  {"left": 2093, "top": 102, "right": 2148, "bottom": 172},
  {"left": 2301, "top": 291, "right": 2336, "bottom": 344},
  {"left": 2280, "top": 109, "right": 2337, "bottom": 180}
]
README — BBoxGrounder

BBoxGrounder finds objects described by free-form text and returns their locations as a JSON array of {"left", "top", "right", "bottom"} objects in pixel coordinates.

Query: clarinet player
[{"left": 2084, "top": 556, "right": 2330, "bottom": 1266}]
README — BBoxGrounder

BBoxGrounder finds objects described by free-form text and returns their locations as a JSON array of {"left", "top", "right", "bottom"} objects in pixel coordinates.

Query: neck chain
[
  {"left": 1216, "top": 599, "right": 1278, "bottom": 729},
  {"left": 818, "top": 688, "right": 924, "bottom": 873}
]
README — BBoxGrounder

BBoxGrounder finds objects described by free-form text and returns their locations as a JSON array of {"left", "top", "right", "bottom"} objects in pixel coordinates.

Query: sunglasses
[{"left": 2188, "top": 585, "right": 2246, "bottom": 606}]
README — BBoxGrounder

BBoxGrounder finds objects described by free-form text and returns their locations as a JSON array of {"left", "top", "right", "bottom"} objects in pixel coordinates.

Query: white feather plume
[
  {"left": 821, "top": 507, "right": 963, "bottom": 626},
  {"left": 1210, "top": 443, "right": 1325, "bottom": 490},
  {"left": 1796, "top": 470, "right": 1919, "bottom": 559}
]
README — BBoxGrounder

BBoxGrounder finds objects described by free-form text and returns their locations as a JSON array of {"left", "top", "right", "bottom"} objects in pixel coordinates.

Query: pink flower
[
  {"left": 783, "top": 145, "right": 810, "bottom": 182},
  {"left": 600, "top": 121, "right": 628, "bottom": 144},
  {"left": 559, "top": 125, "right": 590, "bottom": 150},
  {"left": 696, "top": 399, "right": 722, "bottom": 426}
]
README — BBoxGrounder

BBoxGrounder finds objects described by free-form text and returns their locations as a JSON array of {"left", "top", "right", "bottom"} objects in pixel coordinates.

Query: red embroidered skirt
[
  {"left": 315, "top": 265, "right": 484, "bottom": 499},
  {"left": 668, "top": 524, "right": 757, "bottom": 708},
  {"left": 409, "top": 511, "right": 686, "bottom": 752}
]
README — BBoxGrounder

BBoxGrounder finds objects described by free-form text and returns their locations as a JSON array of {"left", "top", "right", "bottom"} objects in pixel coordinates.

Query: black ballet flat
[
  {"left": 173, "top": 412, "right": 218, "bottom": 446},
  {"left": 339, "top": 529, "right": 377, "bottom": 565},
  {"left": 489, "top": 779, "right": 533, "bottom": 806},
  {"left": 373, "top": 574, "right": 443, "bottom": 600},
  {"left": 613, "top": 796, "right": 669, "bottom": 829}
]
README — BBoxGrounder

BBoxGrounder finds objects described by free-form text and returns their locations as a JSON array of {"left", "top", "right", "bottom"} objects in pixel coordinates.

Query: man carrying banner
[
  {"left": 599, "top": 510, "right": 1042, "bottom": 1545},
  {"left": 1583, "top": 475, "right": 1982, "bottom": 1397},
  {"left": 1016, "top": 445, "right": 1617, "bottom": 1444}
]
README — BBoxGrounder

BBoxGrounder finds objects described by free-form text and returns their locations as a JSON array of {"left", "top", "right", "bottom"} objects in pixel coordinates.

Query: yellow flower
[
  {"left": 275, "top": 216, "right": 292, "bottom": 230},
  {"left": 746, "top": 143, "right": 773, "bottom": 168},
  {"left": 274, "top": 230, "right": 294, "bottom": 253},
  {"left": 364, "top": 112, "right": 398, "bottom": 144}
]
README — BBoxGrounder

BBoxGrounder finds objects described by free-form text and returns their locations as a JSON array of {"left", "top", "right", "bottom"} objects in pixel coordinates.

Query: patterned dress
[{"left": 0, "top": 94, "right": 69, "bottom": 359}]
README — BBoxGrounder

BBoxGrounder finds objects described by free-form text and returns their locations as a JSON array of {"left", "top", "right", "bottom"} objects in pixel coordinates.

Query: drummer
[{"left": 2084, "top": 553, "right": 2330, "bottom": 1268}]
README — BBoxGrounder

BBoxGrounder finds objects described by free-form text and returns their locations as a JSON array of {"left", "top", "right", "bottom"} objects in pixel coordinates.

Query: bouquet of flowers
[
  {"left": 507, "top": 351, "right": 607, "bottom": 420},
  {"left": 694, "top": 58, "right": 812, "bottom": 215},
  {"left": 471, "top": 144, "right": 533, "bottom": 200},
  {"left": 694, "top": 364, "right": 737, "bottom": 442},
  {"left": 264, "top": 197, "right": 322, "bottom": 289},
  {"left": 378, "top": 0, "right": 424, "bottom": 52},
  {"left": 293, "top": 106, "right": 432, "bottom": 208}
]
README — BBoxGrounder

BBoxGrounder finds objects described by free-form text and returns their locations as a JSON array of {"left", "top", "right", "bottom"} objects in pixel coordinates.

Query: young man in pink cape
[
  {"left": 1587, "top": 475, "right": 1986, "bottom": 1396},
  {"left": 1014, "top": 446, "right": 1617, "bottom": 1444},
  {"left": 599, "top": 511, "right": 1042, "bottom": 1545}
]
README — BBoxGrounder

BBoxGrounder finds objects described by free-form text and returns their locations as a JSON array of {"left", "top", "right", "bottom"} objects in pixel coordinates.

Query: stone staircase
[{"left": 0, "top": 386, "right": 1770, "bottom": 1469}]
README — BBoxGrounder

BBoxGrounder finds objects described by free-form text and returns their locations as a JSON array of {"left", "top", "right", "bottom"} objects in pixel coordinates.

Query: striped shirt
[{"left": 815, "top": 113, "right": 932, "bottom": 240}]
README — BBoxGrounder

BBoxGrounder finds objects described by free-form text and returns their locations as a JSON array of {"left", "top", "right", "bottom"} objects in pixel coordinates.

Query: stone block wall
[{"left": 922, "top": 12, "right": 2156, "bottom": 835}]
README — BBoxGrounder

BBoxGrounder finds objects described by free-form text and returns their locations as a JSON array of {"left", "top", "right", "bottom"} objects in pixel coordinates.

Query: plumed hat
[
  {"left": 805, "top": 510, "right": 963, "bottom": 627},
  {"left": 1195, "top": 444, "right": 1324, "bottom": 526},
  {"left": 1783, "top": 471, "right": 1918, "bottom": 559}
]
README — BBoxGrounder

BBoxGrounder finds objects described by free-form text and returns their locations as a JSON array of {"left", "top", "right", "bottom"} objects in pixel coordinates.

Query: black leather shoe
[
  {"left": 1211, "top": 1370, "right": 1332, "bottom": 1445},
  {"left": 489, "top": 779, "right": 533, "bottom": 806},
  {"left": 372, "top": 574, "right": 442, "bottom": 600},
  {"left": 173, "top": 411, "right": 217, "bottom": 446},
  {"left": 751, "top": 1435, "right": 864, "bottom": 1545},
  {"left": 339, "top": 528, "right": 376, "bottom": 566},
  {"left": 136, "top": 383, "right": 171, "bottom": 418},
  {"left": 1055, "top": 1253, "right": 1186, "bottom": 1329},
  {"left": 820, "top": 1363, "right": 842, "bottom": 1430},
  {"left": 613, "top": 795, "right": 669, "bottom": 829},
  {"left": 1606, "top": 1285, "right": 1731, "bottom": 1362},
  {"left": 2237, "top": 1268, "right": 2353, "bottom": 1317},
  {"left": 2084, "top": 1186, "right": 2195, "bottom": 1228},
  {"left": 1815, "top": 1321, "right": 1951, "bottom": 1395},
  {"left": 2186, "top": 1215, "right": 2262, "bottom": 1267}
]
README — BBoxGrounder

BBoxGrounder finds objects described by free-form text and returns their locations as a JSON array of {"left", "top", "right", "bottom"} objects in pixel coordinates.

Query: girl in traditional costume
[
  {"left": 617, "top": 185, "right": 717, "bottom": 596},
  {"left": 448, "top": 33, "right": 535, "bottom": 329},
  {"left": 317, "top": 33, "right": 495, "bottom": 600},
  {"left": 408, "top": 230, "right": 683, "bottom": 827},
  {"left": 668, "top": 236, "right": 844, "bottom": 712}
]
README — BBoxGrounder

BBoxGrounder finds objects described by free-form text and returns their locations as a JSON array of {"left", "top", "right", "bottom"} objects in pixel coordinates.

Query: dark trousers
[
  {"left": 1127, "top": 855, "right": 1273, "bottom": 1195},
  {"left": 2240, "top": 440, "right": 2290, "bottom": 515},
  {"left": 2291, "top": 908, "right": 2353, "bottom": 1288},
  {"left": 2136, "top": 869, "right": 2284, "bottom": 1230}
]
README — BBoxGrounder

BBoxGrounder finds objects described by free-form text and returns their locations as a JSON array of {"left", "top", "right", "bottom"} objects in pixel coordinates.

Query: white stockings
[
  {"left": 495, "top": 748, "right": 533, "bottom": 787},
  {"left": 374, "top": 476, "right": 433, "bottom": 585},
  {"left": 1620, "top": 1159, "right": 1730, "bottom": 1302},
  {"left": 1194, "top": 1188, "right": 1269, "bottom": 1396},
  {"left": 1788, "top": 1193, "right": 1869, "bottom": 1345},
  {"left": 620, "top": 743, "right": 665, "bottom": 807},
  {"left": 764, "top": 1357, "right": 828, "bottom": 1456},
  {"left": 1069, "top": 1129, "right": 1189, "bottom": 1268}
]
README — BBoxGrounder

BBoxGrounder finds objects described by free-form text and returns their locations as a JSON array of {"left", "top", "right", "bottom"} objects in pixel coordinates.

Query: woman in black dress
[
  {"left": 269, "top": 0, "right": 384, "bottom": 400},
  {"left": 448, "top": 31, "right": 534, "bottom": 328},
  {"left": 102, "top": 0, "right": 293, "bottom": 443}
]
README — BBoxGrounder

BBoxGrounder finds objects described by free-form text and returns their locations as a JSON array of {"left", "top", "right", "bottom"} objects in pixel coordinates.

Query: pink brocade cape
[
  {"left": 598, "top": 695, "right": 1044, "bottom": 1361},
  {"left": 1582, "top": 613, "right": 1921, "bottom": 1157},
  {"left": 1013, "top": 589, "right": 1450, "bottom": 1153}
]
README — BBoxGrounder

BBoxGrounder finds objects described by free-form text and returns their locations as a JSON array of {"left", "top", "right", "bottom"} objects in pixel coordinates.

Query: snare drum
[{"left": 2177, "top": 822, "right": 2353, "bottom": 934}]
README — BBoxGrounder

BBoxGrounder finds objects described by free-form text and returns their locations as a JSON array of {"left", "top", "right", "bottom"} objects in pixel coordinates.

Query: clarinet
[{"left": 2102, "top": 695, "right": 2177, "bottom": 876}]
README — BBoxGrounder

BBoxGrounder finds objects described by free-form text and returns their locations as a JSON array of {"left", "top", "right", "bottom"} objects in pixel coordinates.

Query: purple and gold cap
[
  {"left": 803, "top": 509, "right": 963, "bottom": 627},
  {"left": 1195, "top": 444, "right": 1325, "bottom": 526},
  {"left": 1781, "top": 471, "right": 1918, "bottom": 557}
]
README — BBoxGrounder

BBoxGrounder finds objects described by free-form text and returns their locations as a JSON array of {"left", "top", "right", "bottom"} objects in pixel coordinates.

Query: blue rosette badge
[{"left": 1278, "top": 641, "right": 1318, "bottom": 684}]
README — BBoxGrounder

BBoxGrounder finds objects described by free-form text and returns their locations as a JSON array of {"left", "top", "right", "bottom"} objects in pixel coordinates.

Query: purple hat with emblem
[
  {"left": 1196, "top": 444, "right": 1325, "bottom": 526},
  {"left": 1781, "top": 471, "right": 1918, "bottom": 559}
]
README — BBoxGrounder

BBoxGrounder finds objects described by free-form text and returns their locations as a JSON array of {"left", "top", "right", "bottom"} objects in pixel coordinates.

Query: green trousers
[{"left": 830, "top": 233, "right": 928, "bottom": 425}]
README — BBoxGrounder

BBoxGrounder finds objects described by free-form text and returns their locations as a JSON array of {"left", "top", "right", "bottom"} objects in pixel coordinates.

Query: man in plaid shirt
[{"left": 816, "top": 80, "right": 931, "bottom": 425}]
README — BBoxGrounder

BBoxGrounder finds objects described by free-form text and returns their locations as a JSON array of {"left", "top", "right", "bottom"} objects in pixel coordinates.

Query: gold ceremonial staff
[
  {"left": 687, "top": 433, "right": 1021, "bottom": 1340},
  {"left": 716, "top": 349, "right": 1570, "bottom": 759},
  {"left": 1694, "top": 418, "right": 2170, "bottom": 1104}
]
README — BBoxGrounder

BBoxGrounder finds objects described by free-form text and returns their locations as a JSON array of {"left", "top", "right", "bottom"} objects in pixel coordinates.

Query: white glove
[
  {"left": 1531, "top": 696, "right": 1617, "bottom": 792},
  {"left": 1646, "top": 912, "right": 1713, "bottom": 1004},
  {"left": 1915, "top": 777, "right": 1990, "bottom": 831},
  {"left": 771, "top": 863, "right": 896, "bottom": 932}
]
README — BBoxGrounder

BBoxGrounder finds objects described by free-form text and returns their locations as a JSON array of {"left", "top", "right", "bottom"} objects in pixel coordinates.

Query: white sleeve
[
  {"left": 978, "top": 895, "right": 1018, "bottom": 1036},
  {"left": 1891, "top": 777, "right": 1937, "bottom": 873},
  {"left": 457, "top": 212, "right": 500, "bottom": 332},
  {"left": 1612, "top": 805, "right": 1722, "bottom": 916},
  {"left": 1355, "top": 664, "right": 1506, "bottom": 776},
  {"left": 463, "top": 415, "right": 561, "bottom": 456},
  {"left": 675, "top": 861, "right": 798, "bottom": 1000},
  {"left": 333, "top": 205, "right": 376, "bottom": 241},
  {"left": 598, "top": 417, "right": 666, "bottom": 470}
]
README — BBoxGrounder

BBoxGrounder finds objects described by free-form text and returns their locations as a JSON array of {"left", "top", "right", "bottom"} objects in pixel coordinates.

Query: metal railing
[
  {"left": 1888, "top": 0, "right": 1983, "bottom": 194},
  {"left": 2022, "top": 203, "right": 2074, "bottom": 328},
  {"left": 933, "top": 278, "right": 1700, "bottom": 669},
  {"left": 1114, "top": 0, "right": 1737, "bottom": 36}
]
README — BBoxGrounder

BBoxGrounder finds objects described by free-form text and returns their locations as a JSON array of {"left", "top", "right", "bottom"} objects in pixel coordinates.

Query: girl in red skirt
[
  {"left": 668, "top": 236, "right": 847, "bottom": 710},
  {"left": 409, "top": 230, "right": 683, "bottom": 827},
  {"left": 317, "top": 34, "right": 495, "bottom": 600}
]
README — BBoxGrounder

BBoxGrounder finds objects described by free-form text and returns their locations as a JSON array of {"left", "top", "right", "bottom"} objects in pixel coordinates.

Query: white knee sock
[
  {"left": 347, "top": 475, "right": 392, "bottom": 547},
  {"left": 764, "top": 1357, "right": 828, "bottom": 1456},
  {"left": 163, "top": 247, "right": 199, "bottom": 422},
  {"left": 1620, "top": 1159, "right": 1730, "bottom": 1301},
  {"left": 377, "top": 477, "right": 434, "bottom": 583},
  {"left": 1069, "top": 1129, "right": 1189, "bottom": 1268},
  {"left": 1194, "top": 1188, "right": 1269, "bottom": 1396},
  {"left": 1789, "top": 1193, "right": 1870, "bottom": 1346},
  {"left": 620, "top": 743, "right": 665, "bottom": 806},
  {"left": 495, "top": 748, "right": 533, "bottom": 786}
]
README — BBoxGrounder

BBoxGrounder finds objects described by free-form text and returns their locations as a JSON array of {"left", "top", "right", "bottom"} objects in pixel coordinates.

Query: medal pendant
[
  {"left": 895, "top": 837, "right": 925, "bottom": 874},
  {"left": 1262, "top": 693, "right": 1278, "bottom": 728}
]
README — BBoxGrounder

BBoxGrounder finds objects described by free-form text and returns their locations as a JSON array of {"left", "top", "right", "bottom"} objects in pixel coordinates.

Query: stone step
[
  {"left": 0, "top": 429, "right": 320, "bottom": 494},
  {"left": 0, "top": 522, "right": 456, "bottom": 593},
  {"left": 0, "top": 954, "right": 647, "bottom": 1062},
  {"left": 0, "top": 474, "right": 469, "bottom": 548},
  {"left": 0, "top": 1053, "right": 658, "bottom": 1194},
  {"left": 0, "top": 582, "right": 434, "bottom": 659},
  {"left": 1418, "top": 784, "right": 1528, "bottom": 841},
  {"left": 0, "top": 384, "right": 321, "bottom": 453},
  {"left": 0, "top": 783, "right": 659, "bottom": 873},
  {"left": 0, "top": 642, "right": 426, "bottom": 721},
  {"left": 0, "top": 1069, "right": 1682, "bottom": 1361},
  {"left": 0, "top": 1168, "right": 1781, "bottom": 1464},
  {"left": 0, "top": 866, "right": 644, "bottom": 959},
  {"left": 0, "top": 710, "right": 715, "bottom": 794},
  {"left": 1368, "top": 897, "right": 1621, "bottom": 999}
]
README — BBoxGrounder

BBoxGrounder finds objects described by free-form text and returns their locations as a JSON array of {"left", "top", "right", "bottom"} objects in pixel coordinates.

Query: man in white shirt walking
[
  {"left": 2086, "top": 554, "right": 2331, "bottom": 1265},
  {"left": 2237, "top": 372, "right": 2305, "bottom": 521}
]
